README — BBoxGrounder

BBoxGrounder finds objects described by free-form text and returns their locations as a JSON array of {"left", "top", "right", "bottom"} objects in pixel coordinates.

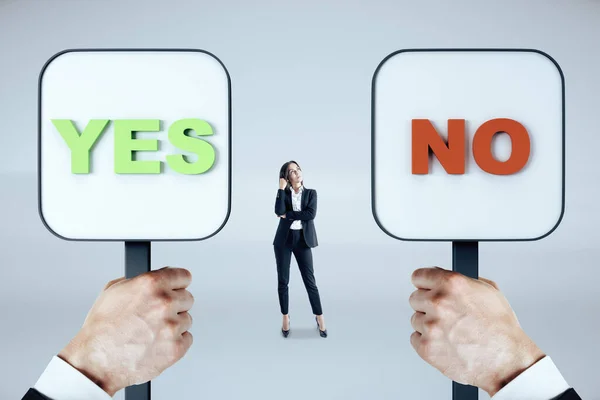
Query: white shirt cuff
[
  {"left": 34, "top": 356, "right": 113, "bottom": 400},
  {"left": 492, "top": 356, "right": 571, "bottom": 400}
]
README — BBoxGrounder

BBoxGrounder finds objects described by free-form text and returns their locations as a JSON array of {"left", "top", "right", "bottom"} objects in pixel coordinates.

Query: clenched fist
[
  {"left": 58, "top": 267, "right": 194, "bottom": 396},
  {"left": 408, "top": 267, "right": 545, "bottom": 397}
]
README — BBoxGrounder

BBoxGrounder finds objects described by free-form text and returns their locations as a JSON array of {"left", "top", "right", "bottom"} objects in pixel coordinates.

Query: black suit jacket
[
  {"left": 20, "top": 386, "right": 582, "bottom": 400},
  {"left": 21, "top": 379, "right": 581, "bottom": 400},
  {"left": 22, "top": 389, "right": 51, "bottom": 400},
  {"left": 273, "top": 187, "right": 318, "bottom": 248},
  {"left": 555, "top": 388, "right": 582, "bottom": 399}
]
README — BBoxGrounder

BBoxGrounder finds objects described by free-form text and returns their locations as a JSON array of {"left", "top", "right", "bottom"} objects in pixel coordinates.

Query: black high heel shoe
[
  {"left": 282, "top": 318, "right": 290, "bottom": 338},
  {"left": 315, "top": 316, "right": 327, "bottom": 338}
]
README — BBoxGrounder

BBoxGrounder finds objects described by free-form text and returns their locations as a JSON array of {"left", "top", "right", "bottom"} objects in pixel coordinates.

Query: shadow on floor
[{"left": 282, "top": 327, "right": 324, "bottom": 340}]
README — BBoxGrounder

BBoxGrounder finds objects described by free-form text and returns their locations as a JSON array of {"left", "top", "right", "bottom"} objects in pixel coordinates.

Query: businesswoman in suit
[{"left": 274, "top": 160, "right": 327, "bottom": 338}]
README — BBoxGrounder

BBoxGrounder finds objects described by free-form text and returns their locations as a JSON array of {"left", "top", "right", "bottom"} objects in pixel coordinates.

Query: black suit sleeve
[
  {"left": 275, "top": 189, "right": 287, "bottom": 215},
  {"left": 21, "top": 388, "right": 52, "bottom": 400},
  {"left": 286, "top": 190, "right": 317, "bottom": 221},
  {"left": 554, "top": 388, "right": 582, "bottom": 400}
]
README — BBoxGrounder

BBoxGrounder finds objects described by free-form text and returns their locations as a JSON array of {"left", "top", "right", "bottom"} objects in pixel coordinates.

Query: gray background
[{"left": 0, "top": 0, "right": 598, "bottom": 399}]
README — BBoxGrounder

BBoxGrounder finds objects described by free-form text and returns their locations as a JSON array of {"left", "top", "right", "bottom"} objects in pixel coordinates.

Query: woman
[{"left": 273, "top": 160, "right": 327, "bottom": 338}]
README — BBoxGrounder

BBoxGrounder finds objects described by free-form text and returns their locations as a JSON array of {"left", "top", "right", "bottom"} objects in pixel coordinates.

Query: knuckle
[
  {"left": 172, "top": 337, "right": 189, "bottom": 359},
  {"left": 425, "top": 320, "right": 442, "bottom": 337},
  {"left": 431, "top": 293, "right": 454, "bottom": 316},
  {"left": 411, "top": 269, "right": 422, "bottom": 282},
  {"left": 163, "top": 319, "right": 179, "bottom": 338},
  {"left": 408, "top": 291, "right": 417, "bottom": 303},
  {"left": 155, "top": 292, "right": 173, "bottom": 313},
  {"left": 410, "top": 331, "right": 420, "bottom": 346},
  {"left": 486, "top": 278, "right": 498, "bottom": 288},
  {"left": 429, "top": 292, "right": 446, "bottom": 310},
  {"left": 140, "top": 273, "right": 160, "bottom": 289},
  {"left": 103, "top": 278, "right": 119, "bottom": 290},
  {"left": 444, "top": 272, "right": 466, "bottom": 289},
  {"left": 176, "top": 268, "right": 192, "bottom": 282},
  {"left": 418, "top": 338, "right": 432, "bottom": 359},
  {"left": 183, "top": 269, "right": 192, "bottom": 281}
]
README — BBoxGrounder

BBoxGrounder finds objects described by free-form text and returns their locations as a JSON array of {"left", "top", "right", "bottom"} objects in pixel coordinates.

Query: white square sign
[
  {"left": 372, "top": 49, "right": 564, "bottom": 241},
  {"left": 39, "top": 49, "right": 231, "bottom": 241}
]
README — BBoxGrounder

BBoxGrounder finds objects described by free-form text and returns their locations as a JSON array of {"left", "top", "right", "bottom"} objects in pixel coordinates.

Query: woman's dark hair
[{"left": 279, "top": 160, "right": 303, "bottom": 189}]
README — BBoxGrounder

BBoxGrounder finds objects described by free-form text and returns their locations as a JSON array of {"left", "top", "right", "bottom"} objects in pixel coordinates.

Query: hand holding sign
[
  {"left": 408, "top": 267, "right": 545, "bottom": 397},
  {"left": 58, "top": 267, "right": 194, "bottom": 396},
  {"left": 372, "top": 49, "right": 564, "bottom": 400},
  {"left": 38, "top": 49, "right": 231, "bottom": 400}
]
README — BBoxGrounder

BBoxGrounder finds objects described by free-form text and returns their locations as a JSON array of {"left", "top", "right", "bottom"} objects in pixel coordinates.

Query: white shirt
[
  {"left": 33, "top": 354, "right": 571, "bottom": 399},
  {"left": 289, "top": 185, "right": 303, "bottom": 230},
  {"left": 34, "top": 356, "right": 112, "bottom": 399},
  {"left": 491, "top": 356, "right": 571, "bottom": 400}
]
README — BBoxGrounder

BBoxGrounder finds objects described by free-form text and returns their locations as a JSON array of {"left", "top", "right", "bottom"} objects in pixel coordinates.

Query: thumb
[
  {"left": 479, "top": 277, "right": 499, "bottom": 290},
  {"left": 104, "top": 276, "right": 126, "bottom": 291}
]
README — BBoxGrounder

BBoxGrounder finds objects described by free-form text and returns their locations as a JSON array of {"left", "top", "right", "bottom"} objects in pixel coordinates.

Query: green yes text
[{"left": 51, "top": 119, "right": 216, "bottom": 174}]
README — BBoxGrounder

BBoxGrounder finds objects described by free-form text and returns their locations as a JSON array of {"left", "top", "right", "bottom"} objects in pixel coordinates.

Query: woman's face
[{"left": 286, "top": 163, "right": 303, "bottom": 186}]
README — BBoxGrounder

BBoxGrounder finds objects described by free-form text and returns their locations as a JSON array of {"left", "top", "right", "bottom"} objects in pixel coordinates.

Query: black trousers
[{"left": 274, "top": 229, "right": 323, "bottom": 315}]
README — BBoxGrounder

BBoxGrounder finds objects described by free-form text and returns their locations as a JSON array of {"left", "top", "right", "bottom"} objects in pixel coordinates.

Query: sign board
[
  {"left": 372, "top": 49, "right": 564, "bottom": 241},
  {"left": 39, "top": 49, "right": 231, "bottom": 241}
]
